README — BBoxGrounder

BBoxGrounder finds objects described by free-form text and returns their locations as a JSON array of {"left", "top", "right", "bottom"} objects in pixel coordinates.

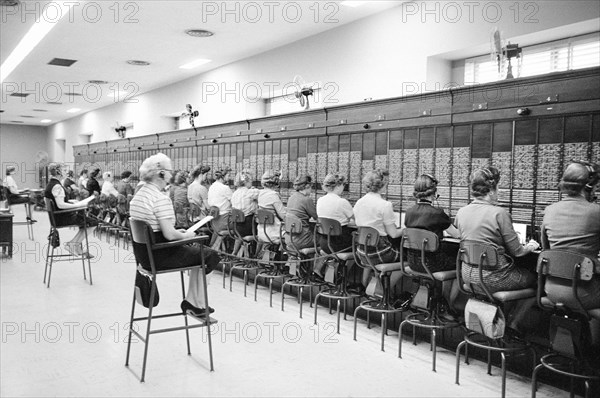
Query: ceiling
[{"left": 0, "top": 0, "right": 401, "bottom": 127}]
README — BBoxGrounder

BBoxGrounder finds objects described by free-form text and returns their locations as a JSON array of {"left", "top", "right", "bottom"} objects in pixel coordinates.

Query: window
[{"left": 464, "top": 32, "right": 599, "bottom": 85}]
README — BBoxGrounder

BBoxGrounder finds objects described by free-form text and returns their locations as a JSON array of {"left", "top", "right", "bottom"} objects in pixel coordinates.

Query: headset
[{"left": 158, "top": 170, "right": 165, "bottom": 179}]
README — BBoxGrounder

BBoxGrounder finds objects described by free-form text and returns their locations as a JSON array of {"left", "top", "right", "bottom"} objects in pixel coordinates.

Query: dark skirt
[
  {"left": 133, "top": 232, "right": 219, "bottom": 273},
  {"left": 235, "top": 214, "right": 255, "bottom": 237},
  {"left": 318, "top": 225, "right": 354, "bottom": 254}
]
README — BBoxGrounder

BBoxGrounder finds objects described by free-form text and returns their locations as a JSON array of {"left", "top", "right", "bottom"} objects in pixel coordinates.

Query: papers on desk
[
  {"left": 186, "top": 215, "right": 214, "bottom": 233},
  {"left": 394, "top": 212, "right": 406, "bottom": 229},
  {"left": 513, "top": 223, "right": 527, "bottom": 245}
]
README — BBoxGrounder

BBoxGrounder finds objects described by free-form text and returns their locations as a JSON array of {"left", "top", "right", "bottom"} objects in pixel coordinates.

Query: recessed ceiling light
[
  {"left": 185, "top": 29, "right": 214, "bottom": 37},
  {"left": 0, "top": 110, "right": 4, "bottom": 113},
  {"left": 46, "top": 101, "right": 63, "bottom": 105},
  {"left": 0, "top": 2, "right": 74, "bottom": 83},
  {"left": 180, "top": 59, "right": 212, "bottom": 69},
  {"left": 19, "top": 115, "right": 34, "bottom": 118},
  {"left": 9, "top": 120, "right": 24, "bottom": 123},
  {"left": 340, "top": 1, "right": 368, "bottom": 7},
  {"left": 87, "top": 80, "right": 109, "bottom": 85},
  {"left": 64, "top": 92, "right": 82, "bottom": 96},
  {"left": 67, "top": 108, "right": 80, "bottom": 113},
  {"left": 41, "top": 119, "right": 52, "bottom": 123},
  {"left": 10, "top": 92, "right": 29, "bottom": 97},
  {"left": 126, "top": 60, "right": 150, "bottom": 66},
  {"left": 32, "top": 109, "right": 48, "bottom": 112}
]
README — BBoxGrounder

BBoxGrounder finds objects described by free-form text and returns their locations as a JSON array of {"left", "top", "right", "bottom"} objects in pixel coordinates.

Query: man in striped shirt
[{"left": 130, "top": 153, "right": 220, "bottom": 317}]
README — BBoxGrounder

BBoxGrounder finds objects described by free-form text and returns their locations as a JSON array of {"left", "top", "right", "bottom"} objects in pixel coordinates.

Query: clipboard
[{"left": 186, "top": 215, "right": 214, "bottom": 233}]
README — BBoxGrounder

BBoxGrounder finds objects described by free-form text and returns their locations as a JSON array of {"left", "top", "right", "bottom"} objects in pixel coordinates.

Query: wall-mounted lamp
[
  {"left": 517, "top": 107, "right": 530, "bottom": 116},
  {"left": 169, "top": 143, "right": 174, "bottom": 147},
  {"left": 211, "top": 139, "right": 218, "bottom": 144},
  {"left": 137, "top": 147, "right": 142, "bottom": 150},
  {"left": 263, "top": 134, "right": 270, "bottom": 139},
  {"left": 363, "top": 123, "right": 370, "bottom": 129}
]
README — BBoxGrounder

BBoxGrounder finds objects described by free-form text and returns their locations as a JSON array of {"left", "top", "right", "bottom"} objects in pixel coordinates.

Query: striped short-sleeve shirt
[{"left": 129, "top": 182, "right": 175, "bottom": 231}]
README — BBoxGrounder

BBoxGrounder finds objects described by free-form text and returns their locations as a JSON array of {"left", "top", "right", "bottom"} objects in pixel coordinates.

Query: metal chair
[
  {"left": 398, "top": 228, "right": 461, "bottom": 371},
  {"left": 281, "top": 213, "right": 326, "bottom": 318},
  {"left": 352, "top": 227, "right": 406, "bottom": 351},
  {"left": 532, "top": 249, "right": 600, "bottom": 398},
  {"left": 125, "top": 219, "right": 215, "bottom": 383},
  {"left": 313, "top": 217, "right": 360, "bottom": 334},
  {"left": 455, "top": 240, "right": 536, "bottom": 398},
  {"left": 207, "top": 206, "right": 237, "bottom": 289},
  {"left": 43, "top": 198, "right": 92, "bottom": 288},
  {"left": 228, "top": 208, "right": 260, "bottom": 297},
  {"left": 2, "top": 185, "right": 34, "bottom": 240},
  {"left": 253, "top": 209, "right": 288, "bottom": 307}
]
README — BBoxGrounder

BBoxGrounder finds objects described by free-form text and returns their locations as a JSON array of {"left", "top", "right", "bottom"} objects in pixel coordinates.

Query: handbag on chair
[
  {"left": 464, "top": 298, "right": 506, "bottom": 339},
  {"left": 135, "top": 270, "right": 160, "bottom": 308}
]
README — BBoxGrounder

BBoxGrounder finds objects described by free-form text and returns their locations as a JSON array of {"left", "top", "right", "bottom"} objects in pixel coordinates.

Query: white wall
[
  {"left": 46, "top": 0, "right": 600, "bottom": 164},
  {"left": 0, "top": 124, "right": 48, "bottom": 189}
]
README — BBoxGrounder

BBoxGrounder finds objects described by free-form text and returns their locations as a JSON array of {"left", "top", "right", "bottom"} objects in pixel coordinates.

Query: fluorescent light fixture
[
  {"left": 0, "top": 2, "right": 75, "bottom": 83},
  {"left": 41, "top": 119, "right": 52, "bottom": 123},
  {"left": 340, "top": 1, "right": 368, "bottom": 7},
  {"left": 66, "top": 108, "right": 80, "bottom": 113},
  {"left": 179, "top": 59, "right": 212, "bottom": 69}
]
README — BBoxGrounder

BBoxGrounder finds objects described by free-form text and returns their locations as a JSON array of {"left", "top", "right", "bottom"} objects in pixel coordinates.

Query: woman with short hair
[
  {"left": 316, "top": 173, "right": 354, "bottom": 253},
  {"left": 285, "top": 175, "right": 318, "bottom": 250},
  {"left": 188, "top": 165, "right": 211, "bottom": 218},
  {"left": 257, "top": 170, "right": 285, "bottom": 243},
  {"left": 455, "top": 167, "right": 540, "bottom": 293},
  {"left": 230, "top": 169, "right": 259, "bottom": 237},
  {"left": 207, "top": 166, "right": 233, "bottom": 232},
  {"left": 86, "top": 168, "right": 101, "bottom": 196},
  {"left": 542, "top": 161, "right": 600, "bottom": 310},
  {"left": 129, "top": 153, "right": 220, "bottom": 317}
]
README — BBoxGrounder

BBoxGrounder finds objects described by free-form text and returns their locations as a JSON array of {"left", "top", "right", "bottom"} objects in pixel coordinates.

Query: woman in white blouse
[
  {"left": 231, "top": 169, "right": 259, "bottom": 237},
  {"left": 257, "top": 170, "right": 285, "bottom": 243},
  {"left": 207, "top": 166, "right": 233, "bottom": 232}
]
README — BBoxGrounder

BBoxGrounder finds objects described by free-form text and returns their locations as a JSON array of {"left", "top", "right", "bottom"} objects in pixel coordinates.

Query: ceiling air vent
[
  {"left": 48, "top": 58, "right": 77, "bottom": 67},
  {"left": 126, "top": 60, "right": 150, "bottom": 66},
  {"left": 185, "top": 29, "right": 214, "bottom": 37},
  {"left": 32, "top": 109, "right": 48, "bottom": 112},
  {"left": 19, "top": 115, "right": 34, "bottom": 118},
  {"left": 0, "top": 0, "right": 20, "bottom": 7},
  {"left": 10, "top": 93, "right": 29, "bottom": 98},
  {"left": 65, "top": 92, "right": 83, "bottom": 96},
  {"left": 87, "top": 80, "right": 109, "bottom": 85},
  {"left": 46, "top": 102, "right": 63, "bottom": 105}
]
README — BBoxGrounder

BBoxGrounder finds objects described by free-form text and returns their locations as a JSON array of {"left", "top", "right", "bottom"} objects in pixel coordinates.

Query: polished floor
[{"left": 1, "top": 206, "right": 567, "bottom": 397}]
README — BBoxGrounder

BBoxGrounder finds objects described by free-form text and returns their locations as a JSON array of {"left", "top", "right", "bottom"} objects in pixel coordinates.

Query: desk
[{"left": 0, "top": 211, "right": 14, "bottom": 258}]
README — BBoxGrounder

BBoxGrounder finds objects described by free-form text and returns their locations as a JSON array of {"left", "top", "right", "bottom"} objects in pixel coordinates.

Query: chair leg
[
  {"left": 432, "top": 328, "right": 437, "bottom": 372},
  {"left": 43, "top": 238, "right": 52, "bottom": 285},
  {"left": 254, "top": 275, "right": 259, "bottom": 302},
  {"left": 531, "top": 363, "right": 543, "bottom": 398},
  {"left": 46, "top": 246, "right": 55, "bottom": 288},
  {"left": 140, "top": 281, "right": 158, "bottom": 383},
  {"left": 380, "top": 313, "right": 386, "bottom": 352},
  {"left": 84, "top": 226, "right": 92, "bottom": 285},
  {"left": 455, "top": 340, "right": 467, "bottom": 385},
  {"left": 336, "top": 299, "right": 341, "bottom": 334},
  {"left": 181, "top": 272, "right": 191, "bottom": 355},
  {"left": 268, "top": 278, "right": 273, "bottom": 307},
  {"left": 501, "top": 352, "right": 507, "bottom": 398},
  {"left": 125, "top": 290, "right": 137, "bottom": 367},
  {"left": 353, "top": 306, "right": 361, "bottom": 341},
  {"left": 200, "top": 265, "right": 214, "bottom": 372},
  {"left": 299, "top": 286, "right": 304, "bottom": 319}
]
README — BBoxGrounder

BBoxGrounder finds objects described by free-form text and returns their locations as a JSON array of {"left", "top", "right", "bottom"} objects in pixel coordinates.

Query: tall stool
[
  {"left": 398, "top": 228, "right": 461, "bottom": 371},
  {"left": 228, "top": 208, "right": 260, "bottom": 297},
  {"left": 352, "top": 227, "right": 406, "bottom": 352},
  {"left": 532, "top": 249, "right": 600, "bottom": 398},
  {"left": 2, "top": 185, "right": 34, "bottom": 240},
  {"left": 254, "top": 209, "right": 288, "bottom": 307},
  {"left": 207, "top": 206, "right": 237, "bottom": 289},
  {"left": 455, "top": 241, "right": 536, "bottom": 398},
  {"left": 126, "top": 219, "right": 215, "bottom": 382},
  {"left": 43, "top": 198, "right": 93, "bottom": 288},
  {"left": 281, "top": 214, "right": 325, "bottom": 318},
  {"left": 313, "top": 217, "right": 360, "bottom": 334}
]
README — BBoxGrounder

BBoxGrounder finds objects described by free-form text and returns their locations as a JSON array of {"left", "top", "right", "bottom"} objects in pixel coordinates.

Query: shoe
[
  {"left": 311, "top": 273, "right": 326, "bottom": 283},
  {"left": 180, "top": 300, "right": 215, "bottom": 317},
  {"left": 26, "top": 217, "right": 37, "bottom": 223}
]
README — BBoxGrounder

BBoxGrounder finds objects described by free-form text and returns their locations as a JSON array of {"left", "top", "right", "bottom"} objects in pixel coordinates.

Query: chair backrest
[
  {"left": 230, "top": 208, "right": 246, "bottom": 224},
  {"left": 316, "top": 217, "right": 343, "bottom": 237},
  {"left": 536, "top": 249, "right": 596, "bottom": 315},
  {"left": 208, "top": 206, "right": 220, "bottom": 219},
  {"left": 1, "top": 185, "right": 9, "bottom": 204},
  {"left": 352, "top": 226, "right": 382, "bottom": 274},
  {"left": 356, "top": 226, "right": 379, "bottom": 248},
  {"left": 400, "top": 228, "right": 440, "bottom": 279},
  {"left": 256, "top": 208, "right": 275, "bottom": 225},
  {"left": 129, "top": 218, "right": 151, "bottom": 245},
  {"left": 43, "top": 197, "right": 59, "bottom": 228},
  {"left": 284, "top": 213, "right": 303, "bottom": 234},
  {"left": 456, "top": 240, "right": 500, "bottom": 303}
]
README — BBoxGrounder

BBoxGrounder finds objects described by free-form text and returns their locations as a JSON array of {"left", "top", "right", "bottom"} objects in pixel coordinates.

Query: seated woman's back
[
  {"left": 257, "top": 170, "right": 285, "bottom": 243},
  {"left": 285, "top": 175, "right": 317, "bottom": 250}
]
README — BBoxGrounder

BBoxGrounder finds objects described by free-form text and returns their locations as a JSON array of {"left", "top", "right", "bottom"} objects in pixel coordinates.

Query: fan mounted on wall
[
  {"left": 491, "top": 28, "right": 522, "bottom": 80},
  {"left": 113, "top": 122, "right": 127, "bottom": 138},
  {"left": 292, "top": 75, "right": 315, "bottom": 110},
  {"left": 182, "top": 104, "right": 199, "bottom": 132}
]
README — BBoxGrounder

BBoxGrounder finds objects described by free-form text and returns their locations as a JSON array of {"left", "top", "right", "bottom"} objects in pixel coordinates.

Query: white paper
[{"left": 186, "top": 215, "right": 214, "bottom": 233}]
